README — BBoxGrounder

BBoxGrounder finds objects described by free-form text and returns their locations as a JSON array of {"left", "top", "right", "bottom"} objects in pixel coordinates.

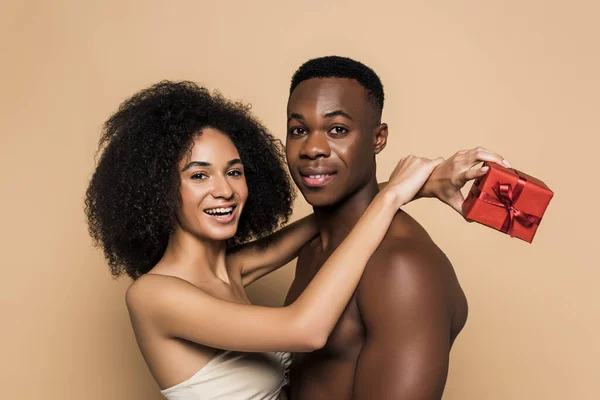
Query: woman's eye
[
  {"left": 227, "top": 170, "right": 243, "bottom": 177},
  {"left": 329, "top": 126, "right": 348, "bottom": 135},
  {"left": 191, "top": 173, "right": 208, "bottom": 180},
  {"left": 288, "top": 127, "right": 307, "bottom": 137}
]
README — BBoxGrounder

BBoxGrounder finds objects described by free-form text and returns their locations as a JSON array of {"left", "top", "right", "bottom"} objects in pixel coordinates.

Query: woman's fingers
[
  {"left": 464, "top": 146, "right": 511, "bottom": 168},
  {"left": 461, "top": 165, "right": 489, "bottom": 182},
  {"left": 430, "top": 156, "right": 446, "bottom": 169},
  {"left": 386, "top": 156, "right": 446, "bottom": 206}
]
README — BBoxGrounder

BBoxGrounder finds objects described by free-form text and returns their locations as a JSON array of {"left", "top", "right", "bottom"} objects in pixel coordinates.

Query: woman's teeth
[
  {"left": 308, "top": 174, "right": 330, "bottom": 179},
  {"left": 204, "top": 207, "right": 233, "bottom": 215}
]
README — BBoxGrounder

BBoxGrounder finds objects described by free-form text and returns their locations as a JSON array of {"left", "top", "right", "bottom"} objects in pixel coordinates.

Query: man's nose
[{"left": 300, "top": 132, "right": 331, "bottom": 160}]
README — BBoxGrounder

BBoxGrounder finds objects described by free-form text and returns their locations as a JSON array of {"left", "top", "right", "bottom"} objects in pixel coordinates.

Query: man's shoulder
[
  {"left": 358, "top": 211, "right": 458, "bottom": 306},
  {"left": 372, "top": 210, "right": 449, "bottom": 268}
]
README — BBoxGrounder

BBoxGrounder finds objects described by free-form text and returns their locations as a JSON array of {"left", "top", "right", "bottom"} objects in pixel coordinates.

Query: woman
[{"left": 85, "top": 81, "right": 503, "bottom": 399}]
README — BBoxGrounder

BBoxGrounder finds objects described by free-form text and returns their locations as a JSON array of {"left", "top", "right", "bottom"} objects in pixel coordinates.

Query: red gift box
[{"left": 462, "top": 162, "right": 554, "bottom": 243}]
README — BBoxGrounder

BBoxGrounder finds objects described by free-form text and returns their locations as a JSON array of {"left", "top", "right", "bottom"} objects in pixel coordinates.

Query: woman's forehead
[{"left": 186, "top": 128, "right": 240, "bottom": 163}]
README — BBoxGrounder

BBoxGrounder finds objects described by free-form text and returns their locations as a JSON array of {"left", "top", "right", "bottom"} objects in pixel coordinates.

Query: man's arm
[{"left": 353, "top": 241, "right": 456, "bottom": 399}]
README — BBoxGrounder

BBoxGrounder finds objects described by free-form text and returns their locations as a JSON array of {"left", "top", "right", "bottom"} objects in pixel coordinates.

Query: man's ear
[{"left": 373, "top": 123, "right": 388, "bottom": 154}]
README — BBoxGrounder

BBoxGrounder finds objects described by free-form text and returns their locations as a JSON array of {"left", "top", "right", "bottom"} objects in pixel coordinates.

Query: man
[{"left": 284, "top": 56, "right": 507, "bottom": 399}]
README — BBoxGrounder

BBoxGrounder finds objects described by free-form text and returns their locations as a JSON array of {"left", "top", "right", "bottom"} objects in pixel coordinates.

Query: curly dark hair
[
  {"left": 290, "top": 56, "right": 385, "bottom": 117},
  {"left": 85, "top": 81, "right": 295, "bottom": 279}
]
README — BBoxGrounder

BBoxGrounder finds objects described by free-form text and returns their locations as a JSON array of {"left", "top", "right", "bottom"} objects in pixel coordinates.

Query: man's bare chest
[{"left": 285, "top": 252, "right": 365, "bottom": 357}]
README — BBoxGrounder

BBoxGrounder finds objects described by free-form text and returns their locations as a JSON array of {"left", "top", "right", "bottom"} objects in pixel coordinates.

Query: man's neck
[{"left": 313, "top": 177, "right": 379, "bottom": 252}]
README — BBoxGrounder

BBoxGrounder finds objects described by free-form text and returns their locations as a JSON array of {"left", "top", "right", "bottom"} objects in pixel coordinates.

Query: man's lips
[
  {"left": 299, "top": 167, "right": 337, "bottom": 188},
  {"left": 302, "top": 174, "right": 336, "bottom": 187}
]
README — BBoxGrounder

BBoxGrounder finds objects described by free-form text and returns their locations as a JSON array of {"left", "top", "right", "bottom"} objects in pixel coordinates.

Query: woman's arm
[
  {"left": 228, "top": 146, "right": 509, "bottom": 287},
  {"left": 126, "top": 156, "right": 443, "bottom": 353},
  {"left": 226, "top": 214, "right": 319, "bottom": 287},
  {"left": 415, "top": 146, "right": 509, "bottom": 214}
]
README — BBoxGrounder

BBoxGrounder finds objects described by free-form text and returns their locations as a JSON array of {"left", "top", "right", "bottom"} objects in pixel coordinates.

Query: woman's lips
[{"left": 203, "top": 206, "right": 237, "bottom": 224}]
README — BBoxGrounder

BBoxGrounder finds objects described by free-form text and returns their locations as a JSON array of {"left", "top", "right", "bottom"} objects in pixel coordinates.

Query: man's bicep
[{"left": 354, "top": 250, "right": 453, "bottom": 399}]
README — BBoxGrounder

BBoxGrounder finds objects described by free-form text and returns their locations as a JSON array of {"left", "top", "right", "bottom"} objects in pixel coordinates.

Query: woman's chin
[{"left": 205, "top": 226, "right": 239, "bottom": 242}]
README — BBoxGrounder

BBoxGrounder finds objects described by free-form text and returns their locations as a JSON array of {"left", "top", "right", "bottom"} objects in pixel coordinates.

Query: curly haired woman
[{"left": 85, "top": 81, "right": 499, "bottom": 399}]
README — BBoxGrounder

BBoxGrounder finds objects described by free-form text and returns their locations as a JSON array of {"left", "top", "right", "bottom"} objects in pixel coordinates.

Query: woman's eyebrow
[
  {"left": 182, "top": 158, "right": 242, "bottom": 171},
  {"left": 182, "top": 161, "right": 211, "bottom": 171}
]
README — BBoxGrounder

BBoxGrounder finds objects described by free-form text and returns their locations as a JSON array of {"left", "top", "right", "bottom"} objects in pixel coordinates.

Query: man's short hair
[{"left": 289, "top": 56, "right": 384, "bottom": 115}]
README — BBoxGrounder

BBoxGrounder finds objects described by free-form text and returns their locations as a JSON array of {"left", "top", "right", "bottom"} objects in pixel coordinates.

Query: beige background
[{"left": 1, "top": 1, "right": 598, "bottom": 399}]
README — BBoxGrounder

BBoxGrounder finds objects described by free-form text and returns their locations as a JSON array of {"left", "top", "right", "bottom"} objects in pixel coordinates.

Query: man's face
[{"left": 286, "top": 77, "right": 386, "bottom": 207}]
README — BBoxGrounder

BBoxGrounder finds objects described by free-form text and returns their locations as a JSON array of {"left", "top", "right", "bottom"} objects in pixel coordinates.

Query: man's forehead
[{"left": 288, "top": 77, "right": 369, "bottom": 111}]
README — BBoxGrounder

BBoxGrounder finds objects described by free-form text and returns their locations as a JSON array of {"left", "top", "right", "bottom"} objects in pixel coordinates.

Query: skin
[
  {"left": 284, "top": 77, "right": 507, "bottom": 399},
  {"left": 125, "top": 126, "right": 442, "bottom": 391}
]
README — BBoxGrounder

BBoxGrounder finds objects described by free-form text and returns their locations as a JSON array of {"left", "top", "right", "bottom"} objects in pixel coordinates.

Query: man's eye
[
  {"left": 289, "top": 127, "right": 307, "bottom": 136},
  {"left": 191, "top": 173, "right": 208, "bottom": 180},
  {"left": 329, "top": 126, "right": 348, "bottom": 135}
]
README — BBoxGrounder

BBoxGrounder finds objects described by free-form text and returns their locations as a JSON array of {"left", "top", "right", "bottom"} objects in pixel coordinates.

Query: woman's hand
[
  {"left": 380, "top": 155, "right": 445, "bottom": 209},
  {"left": 418, "top": 146, "right": 510, "bottom": 215}
]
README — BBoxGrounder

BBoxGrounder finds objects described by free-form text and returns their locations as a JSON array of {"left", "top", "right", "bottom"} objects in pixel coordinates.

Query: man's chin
[{"left": 300, "top": 190, "right": 344, "bottom": 208}]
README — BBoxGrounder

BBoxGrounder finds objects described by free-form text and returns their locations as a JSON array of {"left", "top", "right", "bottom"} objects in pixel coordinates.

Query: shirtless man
[{"left": 284, "top": 56, "right": 508, "bottom": 399}]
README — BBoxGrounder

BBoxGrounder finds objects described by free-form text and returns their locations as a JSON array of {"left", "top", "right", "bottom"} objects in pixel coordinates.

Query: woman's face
[{"left": 176, "top": 128, "right": 248, "bottom": 242}]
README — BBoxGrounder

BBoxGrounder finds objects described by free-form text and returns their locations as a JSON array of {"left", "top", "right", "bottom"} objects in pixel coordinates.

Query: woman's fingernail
[
  {"left": 480, "top": 166, "right": 489, "bottom": 173},
  {"left": 502, "top": 159, "right": 512, "bottom": 168}
]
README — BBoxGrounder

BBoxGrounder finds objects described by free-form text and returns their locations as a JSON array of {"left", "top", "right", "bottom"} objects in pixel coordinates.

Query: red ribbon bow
[{"left": 472, "top": 172, "right": 542, "bottom": 237}]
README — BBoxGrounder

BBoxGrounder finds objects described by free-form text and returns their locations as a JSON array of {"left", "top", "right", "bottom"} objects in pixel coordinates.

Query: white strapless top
[{"left": 161, "top": 350, "right": 291, "bottom": 400}]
